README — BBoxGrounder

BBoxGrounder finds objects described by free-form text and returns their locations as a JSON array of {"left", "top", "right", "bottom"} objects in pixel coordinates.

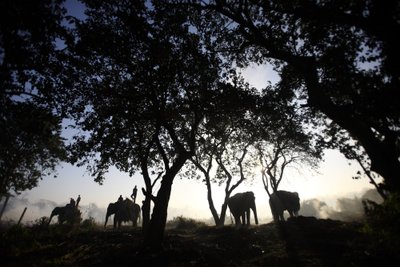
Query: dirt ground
[{"left": 1, "top": 216, "right": 398, "bottom": 266}]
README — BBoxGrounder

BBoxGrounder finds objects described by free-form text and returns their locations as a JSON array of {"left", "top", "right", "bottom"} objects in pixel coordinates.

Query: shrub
[
  {"left": 166, "top": 216, "right": 207, "bottom": 231},
  {"left": 0, "top": 224, "right": 35, "bottom": 256},
  {"left": 362, "top": 193, "right": 400, "bottom": 253},
  {"left": 31, "top": 216, "right": 49, "bottom": 231},
  {"left": 80, "top": 217, "right": 99, "bottom": 230}
]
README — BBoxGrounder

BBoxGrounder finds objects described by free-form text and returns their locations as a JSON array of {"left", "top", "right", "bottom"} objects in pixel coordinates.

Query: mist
[
  {"left": 0, "top": 197, "right": 107, "bottom": 225},
  {"left": 300, "top": 188, "right": 384, "bottom": 221},
  {"left": 1, "top": 188, "right": 384, "bottom": 225}
]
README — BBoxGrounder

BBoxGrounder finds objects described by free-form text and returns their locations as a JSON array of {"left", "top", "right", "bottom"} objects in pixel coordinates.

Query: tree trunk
[
  {"left": 143, "top": 154, "right": 188, "bottom": 249},
  {"left": 204, "top": 173, "right": 221, "bottom": 226},
  {"left": 218, "top": 202, "right": 229, "bottom": 226},
  {"left": 140, "top": 149, "right": 155, "bottom": 234},
  {"left": 141, "top": 197, "right": 151, "bottom": 233},
  {"left": 140, "top": 173, "right": 152, "bottom": 234},
  {"left": 368, "top": 146, "right": 400, "bottom": 193}
]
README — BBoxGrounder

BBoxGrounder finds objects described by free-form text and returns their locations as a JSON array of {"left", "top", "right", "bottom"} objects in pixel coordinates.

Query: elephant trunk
[
  {"left": 104, "top": 211, "right": 111, "bottom": 228},
  {"left": 48, "top": 215, "right": 54, "bottom": 226},
  {"left": 48, "top": 209, "right": 56, "bottom": 226}
]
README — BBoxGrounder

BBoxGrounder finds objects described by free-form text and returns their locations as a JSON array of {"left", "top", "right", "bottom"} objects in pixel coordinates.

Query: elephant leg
[
  {"left": 279, "top": 211, "right": 285, "bottom": 221},
  {"left": 274, "top": 213, "right": 279, "bottom": 222},
  {"left": 246, "top": 210, "right": 250, "bottom": 225},
  {"left": 271, "top": 207, "right": 279, "bottom": 222},
  {"left": 132, "top": 213, "right": 138, "bottom": 227},
  {"left": 104, "top": 218, "right": 108, "bottom": 228},
  {"left": 240, "top": 214, "right": 245, "bottom": 225},
  {"left": 234, "top": 215, "right": 241, "bottom": 226}
]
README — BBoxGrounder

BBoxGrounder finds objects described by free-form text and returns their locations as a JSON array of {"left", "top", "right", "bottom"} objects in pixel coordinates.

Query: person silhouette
[
  {"left": 118, "top": 195, "right": 123, "bottom": 202},
  {"left": 68, "top": 198, "right": 76, "bottom": 208},
  {"left": 76, "top": 195, "right": 81, "bottom": 207},
  {"left": 131, "top": 186, "right": 137, "bottom": 203}
]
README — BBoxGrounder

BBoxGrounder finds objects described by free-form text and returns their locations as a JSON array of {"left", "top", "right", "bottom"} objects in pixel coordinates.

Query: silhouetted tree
[
  {"left": 0, "top": 0, "right": 67, "bottom": 197},
  {"left": 186, "top": 77, "right": 258, "bottom": 226},
  {"left": 180, "top": 0, "right": 400, "bottom": 194},
  {"left": 189, "top": 125, "right": 256, "bottom": 226},
  {"left": 255, "top": 88, "right": 321, "bottom": 197},
  {"left": 62, "top": 0, "right": 226, "bottom": 249}
]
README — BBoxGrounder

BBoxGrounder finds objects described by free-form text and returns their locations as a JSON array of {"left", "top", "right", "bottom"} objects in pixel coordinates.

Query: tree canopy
[
  {"left": 0, "top": 0, "right": 66, "bottom": 196},
  {"left": 60, "top": 0, "right": 234, "bottom": 248},
  {"left": 184, "top": 0, "right": 400, "bottom": 193}
]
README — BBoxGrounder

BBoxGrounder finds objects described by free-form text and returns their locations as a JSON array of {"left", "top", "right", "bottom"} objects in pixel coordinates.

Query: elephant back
[
  {"left": 116, "top": 199, "right": 135, "bottom": 222},
  {"left": 228, "top": 191, "right": 255, "bottom": 213},
  {"left": 64, "top": 205, "right": 82, "bottom": 224},
  {"left": 271, "top": 190, "right": 300, "bottom": 212},
  {"left": 51, "top": 205, "right": 81, "bottom": 225}
]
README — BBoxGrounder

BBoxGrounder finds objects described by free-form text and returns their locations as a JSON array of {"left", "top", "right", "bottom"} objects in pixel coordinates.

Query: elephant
[
  {"left": 104, "top": 198, "right": 141, "bottom": 229},
  {"left": 269, "top": 190, "right": 300, "bottom": 222},
  {"left": 227, "top": 191, "right": 259, "bottom": 227},
  {"left": 48, "top": 204, "right": 81, "bottom": 225}
]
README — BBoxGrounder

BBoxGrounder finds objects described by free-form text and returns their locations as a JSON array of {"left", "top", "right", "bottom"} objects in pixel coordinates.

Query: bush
[
  {"left": 166, "top": 216, "right": 207, "bottom": 231},
  {"left": 80, "top": 217, "right": 99, "bottom": 230},
  {"left": 362, "top": 193, "right": 400, "bottom": 253},
  {"left": 31, "top": 216, "right": 49, "bottom": 231},
  {"left": 0, "top": 224, "right": 36, "bottom": 256}
]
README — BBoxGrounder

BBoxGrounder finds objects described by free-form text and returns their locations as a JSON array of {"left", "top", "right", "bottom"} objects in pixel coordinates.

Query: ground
[{"left": 1, "top": 216, "right": 398, "bottom": 266}]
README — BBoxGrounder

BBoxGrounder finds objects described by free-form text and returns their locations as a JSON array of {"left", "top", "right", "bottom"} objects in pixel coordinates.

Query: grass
[{"left": 1, "top": 213, "right": 399, "bottom": 266}]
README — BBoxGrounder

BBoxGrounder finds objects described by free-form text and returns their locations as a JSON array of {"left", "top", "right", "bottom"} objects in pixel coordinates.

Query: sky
[{"left": 1, "top": 63, "right": 382, "bottom": 226}]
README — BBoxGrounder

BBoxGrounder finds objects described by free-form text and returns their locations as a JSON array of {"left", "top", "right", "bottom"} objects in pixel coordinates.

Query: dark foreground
[{"left": 1, "top": 216, "right": 399, "bottom": 266}]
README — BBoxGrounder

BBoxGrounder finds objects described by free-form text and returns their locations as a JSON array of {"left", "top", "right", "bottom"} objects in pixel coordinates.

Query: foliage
[
  {"left": 63, "top": 0, "right": 225, "bottom": 182},
  {"left": 60, "top": 0, "right": 231, "bottom": 248},
  {"left": 31, "top": 216, "right": 50, "bottom": 231},
  {"left": 0, "top": 0, "right": 67, "bottom": 196},
  {"left": 166, "top": 216, "right": 207, "bottom": 231},
  {"left": 255, "top": 87, "right": 322, "bottom": 195},
  {"left": 80, "top": 216, "right": 101, "bottom": 231},
  {"left": 186, "top": 86, "right": 259, "bottom": 226},
  {"left": 0, "top": 224, "right": 36, "bottom": 256},
  {"left": 0, "top": 102, "right": 66, "bottom": 196},
  {"left": 184, "top": 0, "right": 400, "bottom": 193},
  {"left": 362, "top": 193, "right": 400, "bottom": 251}
]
